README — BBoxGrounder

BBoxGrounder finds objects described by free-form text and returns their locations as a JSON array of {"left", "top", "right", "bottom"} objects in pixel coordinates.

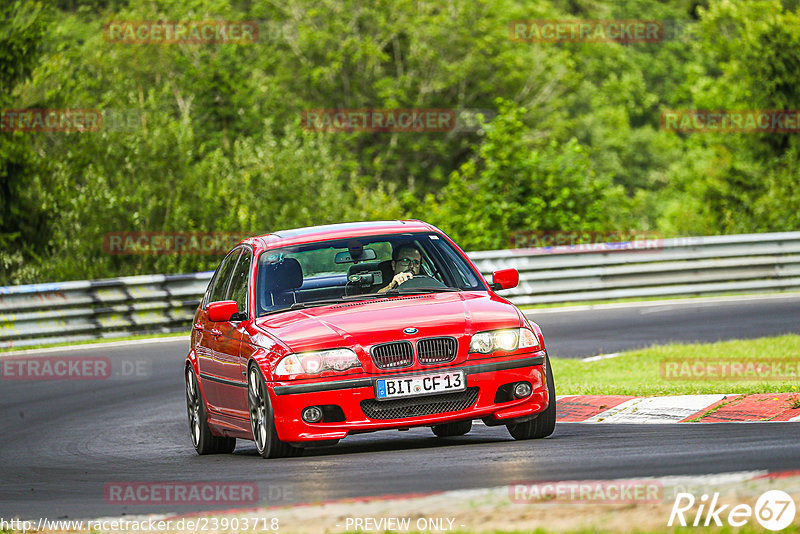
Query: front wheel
[
  {"left": 185, "top": 367, "right": 236, "bottom": 455},
  {"left": 248, "top": 364, "right": 303, "bottom": 459},
  {"left": 506, "top": 354, "right": 556, "bottom": 440}
]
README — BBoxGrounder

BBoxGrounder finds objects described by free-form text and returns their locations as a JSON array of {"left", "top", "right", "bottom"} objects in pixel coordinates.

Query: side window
[
  {"left": 227, "top": 248, "right": 252, "bottom": 316},
  {"left": 207, "top": 249, "right": 241, "bottom": 305}
]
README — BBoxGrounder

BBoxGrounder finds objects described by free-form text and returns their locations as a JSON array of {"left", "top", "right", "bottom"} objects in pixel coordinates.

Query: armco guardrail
[
  {"left": 468, "top": 231, "right": 800, "bottom": 306},
  {"left": 2, "top": 231, "right": 800, "bottom": 348},
  {"left": 0, "top": 272, "right": 213, "bottom": 348}
]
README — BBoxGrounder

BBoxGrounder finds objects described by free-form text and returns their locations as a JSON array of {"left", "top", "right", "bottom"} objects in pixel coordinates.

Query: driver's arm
[{"left": 378, "top": 272, "right": 413, "bottom": 293}]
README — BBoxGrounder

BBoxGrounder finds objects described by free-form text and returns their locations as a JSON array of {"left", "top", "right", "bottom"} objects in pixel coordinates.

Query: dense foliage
[{"left": 1, "top": 0, "right": 798, "bottom": 284}]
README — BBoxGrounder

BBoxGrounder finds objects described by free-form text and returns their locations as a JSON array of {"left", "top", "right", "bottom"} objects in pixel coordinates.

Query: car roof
[{"left": 244, "top": 220, "right": 439, "bottom": 250}]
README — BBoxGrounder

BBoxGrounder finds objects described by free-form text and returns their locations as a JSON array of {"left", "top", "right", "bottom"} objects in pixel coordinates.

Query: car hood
[{"left": 253, "top": 292, "right": 523, "bottom": 353}]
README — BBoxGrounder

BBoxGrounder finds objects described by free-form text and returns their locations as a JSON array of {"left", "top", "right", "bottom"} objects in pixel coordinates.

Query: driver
[{"left": 378, "top": 243, "right": 422, "bottom": 293}]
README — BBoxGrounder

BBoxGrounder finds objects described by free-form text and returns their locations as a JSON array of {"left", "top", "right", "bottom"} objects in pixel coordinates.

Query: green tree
[
  {"left": 659, "top": 0, "right": 800, "bottom": 234},
  {"left": 417, "top": 100, "right": 621, "bottom": 250},
  {"left": 0, "top": 1, "right": 50, "bottom": 283}
]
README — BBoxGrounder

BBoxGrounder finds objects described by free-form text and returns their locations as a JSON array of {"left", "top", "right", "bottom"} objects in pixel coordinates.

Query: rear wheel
[
  {"left": 506, "top": 354, "right": 556, "bottom": 440},
  {"left": 432, "top": 420, "right": 472, "bottom": 437},
  {"left": 185, "top": 367, "right": 236, "bottom": 455},
  {"left": 248, "top": 364, "right": 303, "bottom": 459}
]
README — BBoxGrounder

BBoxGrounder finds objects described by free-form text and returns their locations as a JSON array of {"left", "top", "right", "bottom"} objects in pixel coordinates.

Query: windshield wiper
[
  {"left": 259, "top": 299, "right": 346, "bottom": 316},
  {"left": 260, "top": 307, "right": 293, "bottom": 316},
  {"left": 341, "top": 291, "right": 399, "bottom": 300},
  {"left": 289, "top": 298, "right": 346, "bottom": 309},
  {"left": 343, "top": 287, "right": 463, "bottom": 299},
  {"left": 397, "top": 287, "right": 462, "bottom": 294}
]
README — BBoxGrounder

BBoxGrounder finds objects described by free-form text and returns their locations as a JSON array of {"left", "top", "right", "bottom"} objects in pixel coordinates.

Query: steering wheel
[{"left": 397, "top": 274, "right": 447, "bottom": 289}]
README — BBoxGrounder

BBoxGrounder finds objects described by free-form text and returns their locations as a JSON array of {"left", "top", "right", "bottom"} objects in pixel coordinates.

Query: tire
[
  {"left": 247, "top": 364, "right": 303, "bottom": 459},
  {"left": 432, "top": 420, "right": 472, "bottom": 437},
  {"left": 506, "top": 354, "right": 556, "bottom": 440},
  {"left": 185, "top": 367, "right": 236, "bottom": 455}
]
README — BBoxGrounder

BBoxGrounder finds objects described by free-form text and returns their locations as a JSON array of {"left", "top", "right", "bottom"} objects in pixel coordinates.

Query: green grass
[
  {"left": 0, "top": 331, "right": 189, "bottom": 353},
  {"left": 552, "top": 335, "right": 800, "bottom": 396}
]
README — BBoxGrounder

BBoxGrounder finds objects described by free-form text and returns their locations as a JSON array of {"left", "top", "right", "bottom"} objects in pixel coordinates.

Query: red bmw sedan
[{"left": 185, "top": 220, "right": 555, "bottom": 458}]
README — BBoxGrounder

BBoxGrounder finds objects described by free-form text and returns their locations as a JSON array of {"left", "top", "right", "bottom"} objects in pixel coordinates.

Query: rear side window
[{"left": 207, "top": 248, "right": 241, "bottom": 305}]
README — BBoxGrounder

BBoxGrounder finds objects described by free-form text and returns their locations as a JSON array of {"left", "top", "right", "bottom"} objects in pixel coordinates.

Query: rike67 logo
[{"left": 669, "top": 490, "right": 796, "bottom": 531}]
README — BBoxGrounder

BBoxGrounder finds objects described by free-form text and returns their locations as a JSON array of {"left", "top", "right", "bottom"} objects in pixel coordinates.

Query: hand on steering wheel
[{"left": 388, "top": 271, "right": 414, "bottom": 289}]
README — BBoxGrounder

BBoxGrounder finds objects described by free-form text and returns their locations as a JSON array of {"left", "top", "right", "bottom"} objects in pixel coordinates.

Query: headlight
[
  {"left": 469, "top": 328, "right": 540, "bottom": 354},
  {"left": 275, "top": 348, "right": 362, "bottom": 377}
]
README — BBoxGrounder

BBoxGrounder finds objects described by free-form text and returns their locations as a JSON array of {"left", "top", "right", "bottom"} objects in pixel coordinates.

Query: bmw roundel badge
[{"left": 403, "top": 327, "right": 418, "bottom": 335}]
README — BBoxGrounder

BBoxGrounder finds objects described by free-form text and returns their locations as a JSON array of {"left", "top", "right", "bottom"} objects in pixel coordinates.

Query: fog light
[
  {"left": 513, "top": 382, "right": 532, "bottom": 399},
  {"left": 302, "top": 406, "right": 323, "bottom": 423}
]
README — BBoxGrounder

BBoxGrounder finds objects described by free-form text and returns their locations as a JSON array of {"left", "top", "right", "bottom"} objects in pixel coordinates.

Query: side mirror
[
  {"left": 207, "top": 300, "right": 241, "bottom": 322},
  {"left": 490, "top": 268, "right": 519, "bottom": 290}
]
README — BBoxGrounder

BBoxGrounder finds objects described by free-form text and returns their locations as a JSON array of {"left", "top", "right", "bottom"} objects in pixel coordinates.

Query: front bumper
[{"left": 268, "top": 353, "right": 550, "bottom": 443}]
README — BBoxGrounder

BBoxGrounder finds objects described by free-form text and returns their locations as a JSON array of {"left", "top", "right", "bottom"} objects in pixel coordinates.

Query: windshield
[{"left": 256, "top": 232, "right": 485, "bottom": 316}]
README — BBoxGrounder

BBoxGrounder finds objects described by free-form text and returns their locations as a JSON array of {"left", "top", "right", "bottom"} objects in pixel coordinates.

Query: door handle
[
  {"left": 210, "top": 328, "right": 222, "bottom": 337},
  {"left": 193, "top": 322, "right": 204, "bottom": 331}
]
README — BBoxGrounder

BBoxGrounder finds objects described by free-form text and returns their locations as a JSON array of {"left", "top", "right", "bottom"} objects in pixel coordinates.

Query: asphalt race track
[{"left": 1, "top": 294, "right": 799, "bottom": 520}]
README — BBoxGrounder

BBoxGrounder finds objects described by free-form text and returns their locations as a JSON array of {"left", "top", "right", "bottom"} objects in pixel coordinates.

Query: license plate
[{"left": 374, "top": 371, "right": 466, "bottom": 400}]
